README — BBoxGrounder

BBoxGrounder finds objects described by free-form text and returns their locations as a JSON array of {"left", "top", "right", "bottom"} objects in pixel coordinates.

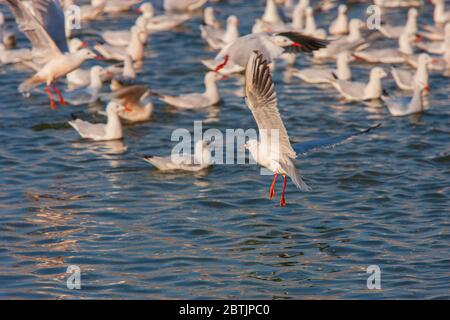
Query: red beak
[{"left": 95, "top": 55, "right": 106, "bottom": 60}]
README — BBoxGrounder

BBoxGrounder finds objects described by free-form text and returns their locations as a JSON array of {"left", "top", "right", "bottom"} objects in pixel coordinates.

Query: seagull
[
  {"left": 203, "top": 7, "right": 221, "bottom": 29},
  {"left": 69, "top": 102, "right": 130, "bottom": 141},
  {"left": 391, "top": 54, "right": 431, "bottom": 91},
  {"left": 331, "top": 67, "right": 387, "bottom": 101},
  {"left": 64, "top": 66, "right": 106, "bottom": 106},
  {"left": 379, "top": 8, "right": 418, "bottom": 39},
  {"left": 95, "top": 26, "right": 146, "bottom": 62},
  {"left": 329, "top": 4, "right": 349, "bottom": 36},
  {"left": 4, "top": 0, "right": 98, "bottom": 109},
  {"left": 243, "top": 51, "right": 310, "bottom": 206},
  {"left": 353, "top": 31, "right": 416, "bottom": 64},
  {"left": 416, "top": 24, "right": 450, "bottom": 55},
  {"left": 430, "top": 0, "right": 450, "bottom": 25},
  {"left": 0, "top": 44, "right": 32, "bottom": 64},
  {"left": 292, "top": 50, "right": 352, "bottom": 84},
  {"left": 143, "top": 139, "right": 214, "bottom": 172},
  {"left": 302, "top": 6, "right": 327, "bottom": 39},
  {"left": 164, "top": 0, "right": 208, "bottom": 12},
  {"left": 154, "top": 72, "right": 223, "bottom": 109},
  {"left": 201, "top": 15, "right": 240, "bottom": 50},
  {"left": 101, "top": 16, "right": 148, "bottom": 47},
  {"left": 252, "top": 0, "right": 286, "bottom": 34},
  {"left": 137, "top": 2, "right": 190, "bottom": 32},
  {"left": 111, "top": 85, "right": 153, "bottom": 123},
  {"left": 382, "top": 83, "right": 426, "bottom": 117},
  {"left": 214, "top": 32, "right": 328, "bottom": 73}
]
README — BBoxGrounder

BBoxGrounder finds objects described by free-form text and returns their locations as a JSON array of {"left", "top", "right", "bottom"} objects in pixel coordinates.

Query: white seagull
[
  {"left": 201, "top": 15, "right": 240, "bottom": 50},
  {"left": 329, "top": 4, "right": 349, "bottom": 36},
  {"left": 391, "top": 54, "right": 431, "bottom": 91},
  {"left": 154, "top": 71, "right": 223, "bottom": 109},
  {"left": 382, "top": 83, "right": 426, "bottom": 117},
  {"left": 112, "top": 85, "right": 153, "bottom": 123},
  {"left": 164, "top": 0, "right": 208, "bottom": 12},
  {"left": 143, "top": 139, "right": 214, "bottom": 172},
  {"left": 331, "top": 67, "right": 387, "bottom": 101},
  {"left": 69, "top": 102, "right": 130, "bottom": 141},
  {"left": 243, "top": 51, "right": 310, "bottom": 206}
]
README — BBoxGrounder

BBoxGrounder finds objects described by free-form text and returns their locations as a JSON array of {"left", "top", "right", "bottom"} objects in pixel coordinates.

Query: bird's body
[{"left": 69, "top": 102, "right": 127, "bottom": 141}]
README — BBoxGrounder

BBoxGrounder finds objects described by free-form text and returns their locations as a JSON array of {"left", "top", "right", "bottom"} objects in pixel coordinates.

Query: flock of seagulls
[{"left": 0, "top": 0, "right": 444, "bottom": 206}]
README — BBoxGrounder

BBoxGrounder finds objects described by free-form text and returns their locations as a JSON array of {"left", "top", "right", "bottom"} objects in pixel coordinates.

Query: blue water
[{"left": 0, "top": 0, "right": 449, "bottom": 299}]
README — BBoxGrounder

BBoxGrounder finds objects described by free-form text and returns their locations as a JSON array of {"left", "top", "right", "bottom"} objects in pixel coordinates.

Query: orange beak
[{"left": 124, "top": 104, "right": 132, "bottom": 112}]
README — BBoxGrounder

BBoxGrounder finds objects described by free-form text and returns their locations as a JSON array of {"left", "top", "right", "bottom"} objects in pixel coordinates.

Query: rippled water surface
[{"left": 0, "top": 0, "right": 449, "bottom": 299}]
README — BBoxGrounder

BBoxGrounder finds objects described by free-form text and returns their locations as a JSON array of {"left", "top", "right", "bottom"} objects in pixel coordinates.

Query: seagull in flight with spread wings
[{"left": 243, "top": 51, "right": 381, "bottom": 206}]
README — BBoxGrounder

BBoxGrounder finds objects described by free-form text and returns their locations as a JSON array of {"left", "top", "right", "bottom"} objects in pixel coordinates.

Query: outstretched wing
[
  {"left": 276, "top": 32, "right": 329, "bottom": 53},
  {"left": 245, "top": 50, "right": 296, "bottom": 160},
  {"left": 293, "top": 124, "right": 381, "bottom": 156},
  {"left": 4, "top": 0, "right": 62, "bottom": 62},
  {"left": 112, "top": 85, "right": 150, "bottom": 105}
]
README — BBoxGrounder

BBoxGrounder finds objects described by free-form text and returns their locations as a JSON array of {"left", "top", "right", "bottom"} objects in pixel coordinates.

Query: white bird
[
  {"left": 291, "top": 1, "right": 306, "bottom": 31},
  {"left": 214, "top": 32, "right": 328, "bottom": 73},
  {"left": 416, "top": 23, "right": 450, "bottom": 55},
  {"left": 329, "top": 4, "right": 349, "bottom": 36},
  {"left": 76, "top": 0, "right": 106, "bottom": 22},
  {"left": 243, "top": 51, "right": 310, "bottom": 207},
  {"left": 95, "top": 26, "right": 146, "bottom": 62},
  {"left": 201, "top": 15, "right": 240, "bottom": 50},
  {"left": 292, "top": 51, "right": 352, "bottom": 84},
  {"left": 379, "top": 8, "right": 418, "bottom": 39},
  {"left": 252, "top": 0, "right": 286, "bottom": 33},
  {"left": 137, "top": 2, "right": 190, "bottom": 32},
  {"left": 103, "top": 0, "right": 141, "bottom": 14},
  {"left": 144, "top": 139, "right": 214, "bottom": 172},
  {"left": 164, "top": 0, "right": 208, "bottom": 12},
  {"left": 373, "top": 0, "right": 421, "bottom": 8},
  {"left": 331, "top": 67, "right": 387, "bottom": 101},
  {"left": 391, "top": 54, "right": 431, "bottom": 91},
  {"left": 69, "top": 102, "right": 129, "bottom": 141},
  {"left": 382, "top": 83, "right": 426, "bottom": 117},
  {"left": 154, "top": 72, "right": 223, "bottom": 109},
  {"left": 313, "top": 19, "right": 366, "bottom": 59},
  {"left": 302, "top": 6, "right": 327, "bottom": 39},
  {"left": 64, "top": 66, "right": 106, "bottom": 106},
  {"left": 203, "top": 7, "right": 221, "bottom": 29},
  {"left": 430, "top": 0, "right": 450, "bottom": 25},
  {"left": 111, "top": 85, "right": 153, "bottom": 123},
  {"left": 101, "top": 16, "right": 148, "bottom": 47},
  {"left": 353, "top": 31, "right": 416, "bottom": 64},
  {"left": 4, "top": 0, "right": 97, "bottom": 109}
]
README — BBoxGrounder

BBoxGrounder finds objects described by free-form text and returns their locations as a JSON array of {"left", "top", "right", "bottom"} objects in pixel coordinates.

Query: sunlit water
[{"left": 0, "top": 0, "right": 448, "bottom": 299}]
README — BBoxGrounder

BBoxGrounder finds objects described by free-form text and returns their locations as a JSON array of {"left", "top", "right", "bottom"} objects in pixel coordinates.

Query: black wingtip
[
  {"left": 362, "top": 123, "right": 382, "bottom": 134},
  {"left": 332, "top": 72, "right": 338, "bottom": 80},
  {"left": 71, "top": 113, "right": 78, "bottom": 120}
]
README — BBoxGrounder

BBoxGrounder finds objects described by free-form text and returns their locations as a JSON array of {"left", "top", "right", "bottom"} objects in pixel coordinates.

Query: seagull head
[
  {"left": 106, "top": 102, "right": 128, "bottom": 115},
  {"left": 270, "top": 34, "right": 300, "bottom": 48}
]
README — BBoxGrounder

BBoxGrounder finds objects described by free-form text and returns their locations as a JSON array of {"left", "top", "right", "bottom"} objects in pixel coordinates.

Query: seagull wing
[
  {"left": 4, "top": 0, "right": 62, "bottom": 61},
  {"left": 293, "top": 124, "right": 381, "bottom": 156},
  {"left": 244, "top": 50, "right": 296, "bottom": 160},
  {"left": 31, "top": 0, "right": 68, "bottom": 53},
  {"left": 112, "top": 85, "right": 150, "bottom": 106}
]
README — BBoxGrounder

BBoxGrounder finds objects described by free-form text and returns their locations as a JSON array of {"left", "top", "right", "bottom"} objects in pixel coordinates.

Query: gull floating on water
[
  {"left": 382, "top": 83, "right": 426, "bottom": 117},
  {"left": 164, "top": 0, "right": 208, "bottom": 12},
  {"left": 292, "top": 50, "right": 352, "bottom": 84},
  {"left": 154, "top": 71, "right": 223, "bottom": 109},
  {"left": 64, "top": 66, "right": 107, "bottom": 106},
  {"left": 137, "top": 2, "right": 190, "bottom": 33},
  {"left": 201, "top": 15, "right": 240, "bottom": 50},
  {"left": 69, "top": 102, "right": 130, "bottom": 141},
  {"left": 95, "top": 26, "right": 146, "bottom": 62},
  {"left": 329, "top": 5, "right": 349, "bottom": 36},
  {"left": 379, "top": 8, "right": 418, "bottom": 39},
  {"left": 391, "top": 54, "right": 431, "bottom": 91},
  {"left": 331, "top": 67, "right": 387, "bottom": 101},
  {"left": 143, "top": 139, "right": 214, "bottom": 172},
  {"left": 102, "top": 16, "right": 148, "bottom": 47}
]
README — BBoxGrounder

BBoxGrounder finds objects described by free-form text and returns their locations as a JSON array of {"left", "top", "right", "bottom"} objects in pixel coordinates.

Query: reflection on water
[{"left": 0, "top": 1, "right": 449, "bottom": 300}]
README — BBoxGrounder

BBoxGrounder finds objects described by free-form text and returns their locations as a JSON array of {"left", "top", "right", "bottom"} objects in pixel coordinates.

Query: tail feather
[{"left": 19, "top": 75, "right": 43, "bottom": 93}]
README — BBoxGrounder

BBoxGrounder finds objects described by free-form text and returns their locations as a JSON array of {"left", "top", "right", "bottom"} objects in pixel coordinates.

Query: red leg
[
  {"left": 280, "top": 175, "right": 287, "bottom": 207},
  {"left": 269, "top": 172, "right": 278, "bottom": 199},
  {"left": 215, "top": 55, "right": 229, "bottom": 73},
  {"left": 52, "top": 84, "right": 66, "bottom": 106},
  {"left": 45, "top": 85, "right": 56, "bottom": 110}
]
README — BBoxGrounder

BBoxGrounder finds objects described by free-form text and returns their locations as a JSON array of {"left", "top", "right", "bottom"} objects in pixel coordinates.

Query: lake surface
[{"left": 0, "top": 0, "right": 448, "bottom": 299}]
